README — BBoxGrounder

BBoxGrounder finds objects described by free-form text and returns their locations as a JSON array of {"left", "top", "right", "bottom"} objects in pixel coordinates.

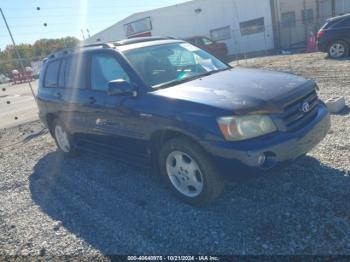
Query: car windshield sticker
[{"left": 180, "top": 43, "right": 200, "bottom": 52}]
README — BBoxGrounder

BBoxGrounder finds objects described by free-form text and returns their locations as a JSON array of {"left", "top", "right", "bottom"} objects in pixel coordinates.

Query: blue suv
[{"left": 37, "top": 37, "right": 330, "bottom": 205}]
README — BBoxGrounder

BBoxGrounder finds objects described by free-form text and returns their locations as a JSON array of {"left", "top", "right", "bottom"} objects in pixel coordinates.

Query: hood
[{"left": 151, "top": 68, "right": 316, "bottom": 114}]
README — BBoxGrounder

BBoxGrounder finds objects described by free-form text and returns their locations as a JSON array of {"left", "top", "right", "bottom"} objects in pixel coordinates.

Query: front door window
[{"left": 90, "top": 53, "right": 130, "bottom": 91}]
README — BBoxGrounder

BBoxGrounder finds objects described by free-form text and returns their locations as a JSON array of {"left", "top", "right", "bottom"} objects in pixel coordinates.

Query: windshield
[{"left": 123, "top": 42, "right": 229, "bottom": 88}]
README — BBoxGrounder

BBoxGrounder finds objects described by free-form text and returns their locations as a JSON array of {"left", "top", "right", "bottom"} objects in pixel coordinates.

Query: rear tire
[
  {"left": 159, "top": 137, "right": 224, "bottom": 206},
  {"left": 328, "top": 40, "right": 349, "bottom": 59},
  {"left": 51, "top": 119, "right": 79, "bottom": 157}
]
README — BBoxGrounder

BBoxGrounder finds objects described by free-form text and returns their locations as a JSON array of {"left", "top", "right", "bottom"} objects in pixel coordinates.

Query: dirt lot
[{"left": 0, "top": 53, "right": 349, "bottom": 257}]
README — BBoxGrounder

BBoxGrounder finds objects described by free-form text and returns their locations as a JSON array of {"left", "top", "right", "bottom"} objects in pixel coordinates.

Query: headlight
[{"left": 217, "top": 115, "right": 277, "bottom": 141}]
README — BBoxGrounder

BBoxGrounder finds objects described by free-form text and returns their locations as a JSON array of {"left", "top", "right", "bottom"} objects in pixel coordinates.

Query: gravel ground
[{"left": 0, "top": 53, "right": 349, "bottom": 257}]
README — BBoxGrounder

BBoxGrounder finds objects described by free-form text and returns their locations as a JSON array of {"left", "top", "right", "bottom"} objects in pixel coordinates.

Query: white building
[
  {"left": 85, "top": 0, "right": 275, "bottom": 56},
  {"left": 85, "top": 0, "right": 350, "bottom": 55}
]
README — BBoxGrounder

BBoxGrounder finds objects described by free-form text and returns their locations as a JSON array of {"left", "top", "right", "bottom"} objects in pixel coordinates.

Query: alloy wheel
[
  {"left": 54, "top": 125, "right": 71, "bottom": 153},
  {"left": 166, "top": 151, "right": 204, "bottom": 197},
  {"left": 329, "top": 43, "right": 346, "bottom": 58}
]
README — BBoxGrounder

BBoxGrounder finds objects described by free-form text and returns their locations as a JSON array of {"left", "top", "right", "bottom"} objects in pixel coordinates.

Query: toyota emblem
[{"left": 301, "top": 101, "right": 310, "bottom": 113}]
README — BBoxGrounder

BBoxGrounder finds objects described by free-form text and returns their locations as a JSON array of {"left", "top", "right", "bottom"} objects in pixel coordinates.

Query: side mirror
[{"left": 107, "top": 79, "right": 136, "bottom": 96}]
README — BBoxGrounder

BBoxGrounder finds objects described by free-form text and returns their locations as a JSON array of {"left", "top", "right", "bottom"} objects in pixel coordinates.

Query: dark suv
[
  {"left": 317, "top": 13, "right": 350, "bottom": 58},
  {"left": 37, "top": 37, "right": 330, "bottom": 205}
]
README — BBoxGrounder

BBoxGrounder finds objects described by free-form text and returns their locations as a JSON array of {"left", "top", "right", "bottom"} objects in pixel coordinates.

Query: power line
[
  {"left": 5, "top": 5, "right": 158, "bottom": 10},
  {"left": 6, "top": 12, "right": 138, "bottom": 19},
  {"left": 2, "top": 10, "right": 193, "bottom": 21},
  {"left": 0, "top": 19, "right": 121, "bottom": 28},
  {"left": 2, "top": 1, "right": 186, "bottom": 11},
  {"left": 0, "top": 15, "right": 330, "bottom": 36},
  {"left": 0, "top": 30, "right": 82, "bottom": 37}
]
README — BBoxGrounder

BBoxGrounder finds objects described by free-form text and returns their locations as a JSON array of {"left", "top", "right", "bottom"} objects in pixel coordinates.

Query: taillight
[{"left": 317, "top": 30, "right": 325, "bottom": 39}]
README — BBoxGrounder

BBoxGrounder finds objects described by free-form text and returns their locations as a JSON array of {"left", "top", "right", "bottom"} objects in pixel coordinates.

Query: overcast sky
[{"left": 0, "top": 0, "right": 187, "bottom": 49}]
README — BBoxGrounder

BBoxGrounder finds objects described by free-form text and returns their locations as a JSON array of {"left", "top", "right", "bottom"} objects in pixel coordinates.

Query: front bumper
[{"left": 201, "top": 104, "right": 330, "bottom": 176}]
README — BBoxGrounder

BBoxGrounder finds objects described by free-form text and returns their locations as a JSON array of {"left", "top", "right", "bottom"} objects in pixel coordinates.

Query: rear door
[
  {"left": 39, "top": 58, "right": 63, "bottom": 113},
  {"left": 57, "top": 54, "right": 95, "bottom": 139}
]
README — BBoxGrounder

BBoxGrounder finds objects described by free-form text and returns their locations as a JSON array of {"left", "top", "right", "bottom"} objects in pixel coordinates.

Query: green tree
[{"left": 0, "top": 36, "right": 79, "bottom": 75}]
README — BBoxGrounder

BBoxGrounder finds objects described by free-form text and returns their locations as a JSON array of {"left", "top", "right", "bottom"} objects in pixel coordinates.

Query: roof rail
[
  {"left": 47, "top": 48, "right": 76, "bottom": 59},
  {"left": 47, "top": 42, "right": 115, "bottom": 59}
]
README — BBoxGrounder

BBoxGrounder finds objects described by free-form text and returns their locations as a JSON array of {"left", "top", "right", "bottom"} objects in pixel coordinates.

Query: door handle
[
  {"left": 55, "top": 92, "right": 62, "bottom": 99},
  {"left": 89, "top": 96, "right": 96, "bottom": 104},
  {"left": 96, "top": 118, "right": 113, "bottom": 126}
]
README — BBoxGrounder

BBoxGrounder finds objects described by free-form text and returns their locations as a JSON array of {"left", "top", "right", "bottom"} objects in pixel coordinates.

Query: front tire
[
  {"left": 52, "top": 119, "right": 78, "bottom": 157},
  {"left": 328, "top": 40, "right": 349, "bottom": 59},
  {"left": 159, "top": 137, "right": 224, "bottom": 206}
]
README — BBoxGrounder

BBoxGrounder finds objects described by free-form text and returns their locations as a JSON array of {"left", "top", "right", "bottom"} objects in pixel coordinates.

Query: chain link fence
[{"left": 227, "top": 16, "right": 349, "bottom": 68}]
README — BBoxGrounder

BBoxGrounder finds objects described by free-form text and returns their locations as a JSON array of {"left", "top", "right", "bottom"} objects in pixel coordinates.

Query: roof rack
[
  {"left": 47, "top": 37, "right": 178, "bottom": 59},
  {"left": 47, "top": 42, "right": 115, "bottom": 59},
  {"left": 114, "top": 36, "right": 177, "bottom": 46},
  {"left": 47, "top": 50, "right": 69, "bottom": 59}
]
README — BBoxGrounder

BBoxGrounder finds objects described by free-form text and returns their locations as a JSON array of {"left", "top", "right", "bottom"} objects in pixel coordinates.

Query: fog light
[{"left": 257, "top": 154, "right": 266, "bottom": 166}]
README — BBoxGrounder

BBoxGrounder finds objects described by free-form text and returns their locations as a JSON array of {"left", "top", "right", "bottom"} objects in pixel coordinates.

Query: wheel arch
[
  {"left": 328, "top": 39, "right": 350, "bottom": 53},
  {"left": 149, "top": 128, "right": 206, "bottom": 158},
  {"left": 151, "top": 128, "right": 224, "bottom": 205},
  {"left": 46, "top": 113, "right": 58, "bottom": 136}
]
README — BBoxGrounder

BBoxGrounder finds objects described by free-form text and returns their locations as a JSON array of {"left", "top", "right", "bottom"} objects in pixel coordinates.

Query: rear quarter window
[{"left": 44, "top": 60, "right": 60, "bottom": 88}]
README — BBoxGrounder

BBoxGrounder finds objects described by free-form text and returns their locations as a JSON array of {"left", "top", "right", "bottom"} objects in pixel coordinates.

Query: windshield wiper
[
  {"left": 202, "top": 67, "right": 230, "bottom": 76},
  {"left": 153, "top": 68, "right": 230, "bottom": 90},
  {"left": 153, "top": 74, "right": 205, "bottom": 89}
]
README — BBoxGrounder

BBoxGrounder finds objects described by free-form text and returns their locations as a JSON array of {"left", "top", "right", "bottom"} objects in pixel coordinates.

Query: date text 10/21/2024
[{"left": 127, "top": 256, "right": 220, "bottom": 261}]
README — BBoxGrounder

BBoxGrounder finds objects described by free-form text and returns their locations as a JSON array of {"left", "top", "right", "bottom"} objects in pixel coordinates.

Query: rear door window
[
  {"left": 65, "top": 56, "right": 87, "bottom": 89},
  {"left": 58, "top": 58, "right": 66, "bottom": 88},
  {"left": 44, "top": 60, "right": 60, "bottom": 88}
]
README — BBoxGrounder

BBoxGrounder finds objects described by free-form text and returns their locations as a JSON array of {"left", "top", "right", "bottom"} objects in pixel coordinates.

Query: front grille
[{"left": 280, "top": 90, "right": 319, "bottom": 131}]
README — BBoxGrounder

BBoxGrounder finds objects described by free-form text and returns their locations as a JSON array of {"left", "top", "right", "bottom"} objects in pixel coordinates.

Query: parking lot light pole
[{"left": 0, "top": 8, "right": 36, "bottom": 100}]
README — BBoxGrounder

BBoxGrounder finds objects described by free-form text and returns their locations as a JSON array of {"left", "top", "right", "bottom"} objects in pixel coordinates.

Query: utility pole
[
  {"left": 331, "top": 0, "right": 336, "bottom": 16},
  {"left": 0, "top": 8, "right": 36, "bottom": 99},
  {"left": 270, "top": 0, "right": 280, "bottom": 50},
  {"left": 81, "top": 29, "right": 86, "bottom": 40},
  {"left": 316, "top": 0, "right": 320, "bottom": 25},
  {"left": 303, "top": 0, "right": 307, "bottom": 46}
]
